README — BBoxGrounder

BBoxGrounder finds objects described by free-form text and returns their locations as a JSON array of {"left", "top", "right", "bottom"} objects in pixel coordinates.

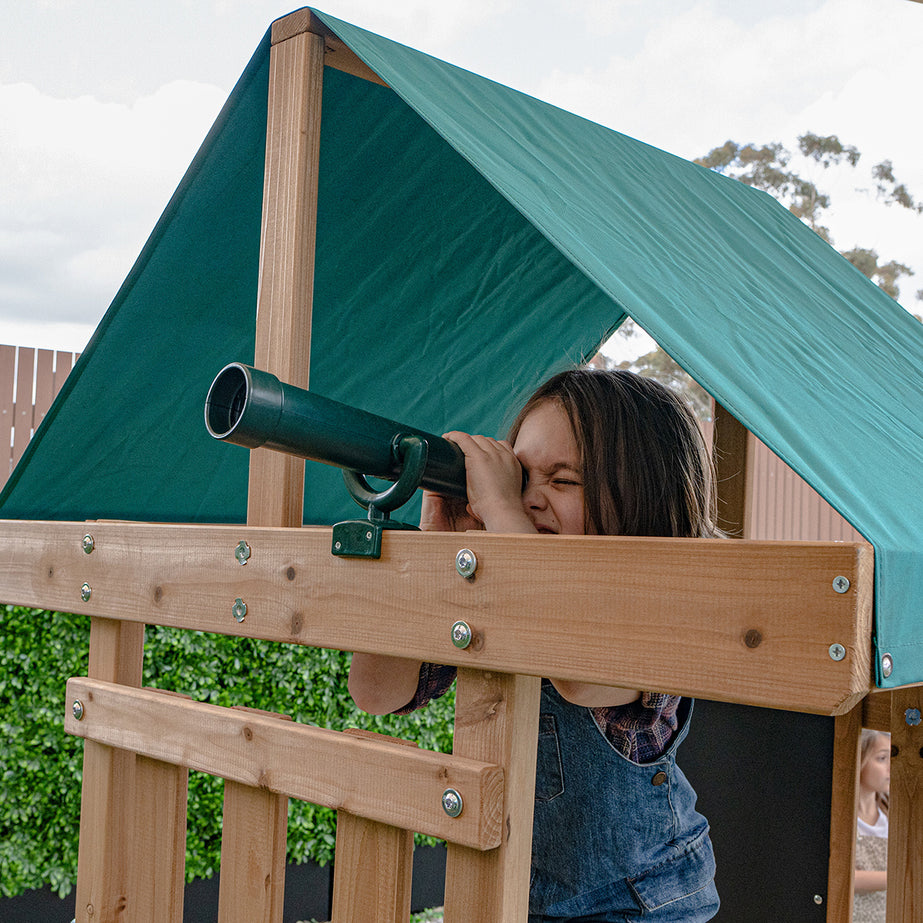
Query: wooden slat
[
  {"left": 331, "top": 729, "right": 416, "bottom": 922},
  {"left": 826, "top": 704, "right": 862, "bottom": 922},
  {"left": 64, "top": 677, "right": 504, "bottom": 850},
  {"left": 444, "top": 670, "right": 541, "bottom": 923},
  {"left": 12, "top": 346, "right": 34, "bottom": 468},
  {"left": 246, "top": 25, "right": 324, "bottom": 529},
  {"left": 218, "top": 781, "right": 288, "bottom": 923},
  {"left": 74, "top": 619, "right": 145, "bottom": 923},
  {"left": 33, "top": 348, "right": 56, "bottom": 427},
  {"left": 131, "top": 754, "right": 188, "bottom": 922},
  {"left": 331, "top": 813, "right": 413, "bottom": 923},
  {"left": 886, "top": 686, "right": 923, "bottom": 922},
  {"left": 10, "top": 520, "right": 874, "bottom": 715},
  {"left": 0, "top": 344, "right": 16, "bottom": 476}
]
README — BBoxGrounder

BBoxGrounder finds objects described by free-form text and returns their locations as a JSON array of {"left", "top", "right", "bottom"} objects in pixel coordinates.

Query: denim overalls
[{"left": 529, "top": 680, "right": 719, "bottom": 922}]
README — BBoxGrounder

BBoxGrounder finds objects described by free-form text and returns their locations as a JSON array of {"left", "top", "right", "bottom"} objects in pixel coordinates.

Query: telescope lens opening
[{"left": 205, "top": 365, "right": 249, "bottom": 438}]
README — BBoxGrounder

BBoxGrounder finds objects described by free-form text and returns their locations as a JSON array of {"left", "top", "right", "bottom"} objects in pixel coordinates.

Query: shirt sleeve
[
  {"left": 393, "top": 662, "right": 457, "bottom": 714},
  {"left": 590, "top": 692, "right": 682, "bottom": 763}
]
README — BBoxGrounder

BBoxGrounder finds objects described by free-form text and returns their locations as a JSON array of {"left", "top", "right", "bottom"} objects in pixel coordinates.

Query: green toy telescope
[{"left": 204, "top": 363, "right": 468, "bottom": 501}]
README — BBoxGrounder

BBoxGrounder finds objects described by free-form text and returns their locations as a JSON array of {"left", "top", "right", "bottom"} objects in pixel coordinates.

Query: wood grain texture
[
  {"left": 65, "top": 678, "right": 504, "bottom": 850},
  {"left": 826, "top": 705, "right": 862, "bottom": 922},
  {"left": 886, "top": 686, "right": 923, "bottom": 922},
  {"left": 19, "top": 520, "right": 874, "bottom": 714}
]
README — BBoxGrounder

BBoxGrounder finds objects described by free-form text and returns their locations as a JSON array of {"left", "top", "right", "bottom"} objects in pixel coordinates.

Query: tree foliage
[{"left": 606, "top": 132, "right": 922, "bottom": 398}]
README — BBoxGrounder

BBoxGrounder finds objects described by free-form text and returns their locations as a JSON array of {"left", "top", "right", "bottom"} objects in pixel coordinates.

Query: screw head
[
  {"left": 832, "top": 576, "right": 850, "bottom": 594},
  {"left": 455, "top": 548, "right": 477, "bottom": 578},
  {"left": 235, "top": 540, "right": 251, "bottom": 565},
  {"left": 72, "top": 699, "right": 84, "bottom": 721},
  {"left": 80, "top": 583, "right": 92, "bottom": 602},
  {"left": 882, "top": 653, "right": 894, "bottom": 678},
  {"left": 82, "top": 534, "right": 95, "bottom": 554},
  {"left": 232, "top": 598, "right": 247, "bottom": 622},
  {"left": 813, "top": 894, "right": 824, "bottom": 906},
  {"left": 441, "top": 788, "right": 463, "bottom": 817},
  {"left": 451, "top": 620, "right": 473, "bottom": 649},
  {"left": 905, "top": 707, "right": 921, "bottom": 727},
  {"left": 828, "top": 643, "right": 847, "bottom": 662}
]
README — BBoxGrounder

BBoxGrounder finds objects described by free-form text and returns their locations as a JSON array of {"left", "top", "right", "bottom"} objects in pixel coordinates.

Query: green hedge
[{"left": 0, "top": 604, "right": 455, "bottom": 898}]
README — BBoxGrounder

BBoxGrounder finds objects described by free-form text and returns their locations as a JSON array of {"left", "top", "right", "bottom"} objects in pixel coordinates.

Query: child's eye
[{"left": 552, "top": 478, "right": 581, "bottom": 487}]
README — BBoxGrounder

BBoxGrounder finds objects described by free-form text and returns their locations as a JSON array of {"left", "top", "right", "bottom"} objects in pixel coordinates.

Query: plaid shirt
[{"left": 395, "top": 663, "right": 680, "bottom": 764}]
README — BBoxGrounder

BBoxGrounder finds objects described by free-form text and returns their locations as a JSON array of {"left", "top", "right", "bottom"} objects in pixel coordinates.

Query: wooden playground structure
[{"left": 0, "top": 10, "right": 920, "bottom": 921}]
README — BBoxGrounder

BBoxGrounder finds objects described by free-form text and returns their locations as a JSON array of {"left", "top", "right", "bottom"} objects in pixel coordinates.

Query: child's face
[
  {"left": 860, "top": 733, "right": 891, "bottom": 797},
  {"left": 513, "top": 400, "right": 587, "bottom": 535}
]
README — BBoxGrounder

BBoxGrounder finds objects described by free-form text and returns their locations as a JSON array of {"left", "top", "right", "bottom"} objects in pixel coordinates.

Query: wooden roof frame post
[{"left": 217, "top": 17, "right": 325, "bottom": 923}]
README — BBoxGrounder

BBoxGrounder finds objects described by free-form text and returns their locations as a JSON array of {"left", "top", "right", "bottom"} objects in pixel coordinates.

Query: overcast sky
[{"left": 2, "top": 0, "right": 922, "bottom": 355}]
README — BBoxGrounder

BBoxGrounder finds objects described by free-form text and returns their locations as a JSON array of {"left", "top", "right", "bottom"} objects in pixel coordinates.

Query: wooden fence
[{"left": 0, "top": 344, "right": 79, "bottom": 486}]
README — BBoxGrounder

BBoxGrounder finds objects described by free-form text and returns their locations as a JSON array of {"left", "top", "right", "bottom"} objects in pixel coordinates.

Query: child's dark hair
[{"left": 508, "top": 369, "right": 719, "bottom": 538}]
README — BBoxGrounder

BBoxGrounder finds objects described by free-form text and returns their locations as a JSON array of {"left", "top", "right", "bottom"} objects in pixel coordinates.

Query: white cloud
[{"left": 0, "top": 78, "right": 226, "bottom": 340}]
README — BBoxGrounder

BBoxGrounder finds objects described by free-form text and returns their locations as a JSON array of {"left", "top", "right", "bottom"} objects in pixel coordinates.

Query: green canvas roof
[{"left": 2, "top": 8, "right": 921, "bottom": 688}]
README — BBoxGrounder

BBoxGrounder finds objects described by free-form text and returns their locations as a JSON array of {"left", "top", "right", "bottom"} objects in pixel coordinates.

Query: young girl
[
  {"left": 853, "top": 729, "right": 890, "bottom": 922},
  {"left": 349, "top": 368, "right": 720, "bottom": 922}
]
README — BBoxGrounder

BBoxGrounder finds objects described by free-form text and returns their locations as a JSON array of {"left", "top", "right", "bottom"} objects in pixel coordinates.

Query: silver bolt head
[
  {"left": 442, "top": 788, "right": 463, "bottom": 817},
  {"left": 832, "top": 576, "right": 850, "bottom": 594},
  {"left": 82, "top": 534, "right": 95, "bottom": 554},
  {"left": 813, "top": 894, "right": 824, "bottom": 905},
  {"left": 80, "top": 583, "right": 92, "bottom": 602},
  {"left": 235, "top": 540, "right": 251, "bottom": 565},
  {"left": 905, "top": 707, "right": 922, "bottom": 727},
  {"left": 232, "top": 598, "right": 247, "bottom": 622},
  {"left": 451, "top": 620, "right": 473, "bottom": 649},
  {"left": 455, "top": 548, "right": 477, "bottom": 578},
  {"left": 828, "top": 643, "right": 847, "bottom": 662},
  {"left": 72, "top": 699, "right": 84, "bottom": 721},
  {"left": 881, "top": 653, "right": 894, "bottom": 678}
]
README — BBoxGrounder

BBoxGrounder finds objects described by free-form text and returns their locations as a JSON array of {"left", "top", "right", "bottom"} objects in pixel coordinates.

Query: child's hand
[
  {"left": 420, "top": 490, "right": 484, "bottom": 532},
  {"left": 441, "top": 431, "right": 537, "bottom": 534}
]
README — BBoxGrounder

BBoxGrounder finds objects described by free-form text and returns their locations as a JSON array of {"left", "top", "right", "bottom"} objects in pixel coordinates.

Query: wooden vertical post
[
  {"left": 330, "top": 729, "right": 417, "bottom": 923},
  {"left": 246, "top": 20, "right": 325, "bottom": 530},
  {"left": 886, "top": 686, "right": 923, "bottom": 922},
  {"left": 712, "top": 401, "right": 752, "bottom": 538},
  {"left": 74, "top": 619, "right": 146, "bottom": 923},
  {"left": 443, "top": 669, "right": 541, "bottom": 923},
  {"left": 331, "top": 813, "right": 414, "bottom": 923},
  {"left": 826, "top": 703, "right": 863, "bottom": 922},
  {"left": 216, "top": 17, "right": 325, "bottom": 923}
]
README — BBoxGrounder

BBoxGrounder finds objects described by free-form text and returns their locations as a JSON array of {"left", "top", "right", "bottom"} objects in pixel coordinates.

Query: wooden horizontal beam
[
  {"left": 3, "top": 520, "right": 873, "bottom": 714},
  {"left": 64, "top": 678, "right": 503, "bottom": 851},
  {"left": 270, "top": 7, "right": 388, "bottom": 87}
]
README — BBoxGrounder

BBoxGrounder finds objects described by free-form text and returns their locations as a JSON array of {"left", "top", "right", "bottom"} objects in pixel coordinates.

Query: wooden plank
[
  {"left": 331, "top": 729, "right": 416, "bottom": 923},
  {"left": 0, "top": 344, "right": 16, "bottom": 480},
  {"left": 270, "top": 8, "right": 389, "bottom": 87},
  {"left": 64, "top": 677, "right": 504, "bottom": 850},
  {"left": 444, "top": 670, "right": 541, "bottom": 923},
  {"left": 33, "top": 348, "right": 56, "bottom": 428},
  {"left": 218, "top": 705, "right": 292, "bottom": 922},
  {"left": 11, "top": 520, "right": 874, "bottom": 715},
  {"left": 131, "top": 754, "right": 188, "bottom": 923},
  {"left": 74, "top": 618, "right": 145, "bottom": 923},
  {"left": 886, "top": 686, "right": 923, "bottom": 922},
  {"left": 331, "top": 813, "right": 413, "bottom": 923},
  {"left": 826, "top": 704, "right": 862, "bottom": 922},
  {"left": 218, "top": 781, "right": 288, "bottom": 923},
  {"left": 712, "top": 401, "right": 752, "bottom": 537},
  {"left": 246, "top": 25, "right": 324, "bottom": 529},
  {"left": 862, "top": 689, "right": 892, "bottom": 732},
  {"left": 12, "top": 346, "right": 34, "bottom": 468}
]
